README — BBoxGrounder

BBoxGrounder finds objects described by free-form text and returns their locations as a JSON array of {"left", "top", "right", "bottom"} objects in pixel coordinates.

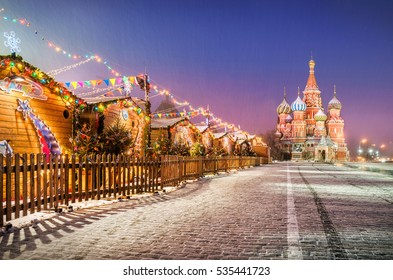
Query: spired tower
[
  {"left": 314, "top": 109, "right": 327, "bottom": 137},
  {"left": 276, "top": 87, "right": 292, "bottom": 134},
  {"left": 290, "top": 87, "right": 307, "bottom": 160},
  {"left": 326, "top": 85, "right": 348, "bottom": 161},
  {"left": 303, "top": 59, "right": 323, "bottom": 136}
]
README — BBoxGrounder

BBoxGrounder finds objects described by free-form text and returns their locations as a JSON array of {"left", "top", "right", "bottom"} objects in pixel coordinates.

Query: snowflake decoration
[
  {"left": 123, "top": 81, "right": 132, "bottom": 96},
  {"left": 16, "top": 99, "right": 32, "bottom": 120},
  {"left": 4, "top": 31, "right": 21, "bottom": 53}
]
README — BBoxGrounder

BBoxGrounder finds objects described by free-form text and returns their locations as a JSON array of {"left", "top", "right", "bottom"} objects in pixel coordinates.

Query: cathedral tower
[
  {"left": 303, "top": 59, "right": 323, "bottom": 136},
  {"left": 276, "top": 88, "right": 291, "bottom": 135},
  {"left": 326, "top": 85, "right": 348, "bottom": 160},
  {"left": 290, "top": 87, "right": 307, "bottom": 160}
]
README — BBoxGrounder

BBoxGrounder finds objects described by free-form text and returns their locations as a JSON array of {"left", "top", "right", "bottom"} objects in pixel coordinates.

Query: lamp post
[
  {"left": 136, "top": 73, "right": 151, "bottom": 157},
  {"left": 358, "top": 138, "right": 367, "bottom": 161},
  {"left": 143, "top": 74, "right": 151, "bottom": 157}
]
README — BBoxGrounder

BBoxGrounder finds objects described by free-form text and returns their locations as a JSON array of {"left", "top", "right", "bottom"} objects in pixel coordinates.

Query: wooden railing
[{"left": 1, "top": 154, "right": 268, "bottom": 226}]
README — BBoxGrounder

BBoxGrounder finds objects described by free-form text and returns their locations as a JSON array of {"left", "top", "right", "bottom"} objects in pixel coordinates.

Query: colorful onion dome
[
  {"left": 285, "top": 114, "right": 293, "bottom": 123},
  {"left": 328, "top": 85, "right": 342, "bottom": 110},
  {"left": 291, "top": 87, "right": 307, "bottom": 111},
  {"left": 314, "top": 109, "right": 327, "bottom": 121},
  {"left": 276, "top": 88, "right": 291, "bottom": 114}
]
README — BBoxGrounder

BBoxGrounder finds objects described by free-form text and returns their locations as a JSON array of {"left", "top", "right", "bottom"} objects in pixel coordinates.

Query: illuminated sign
[{"left": 0, "top": 76, "right": 47, "bottom": 100}]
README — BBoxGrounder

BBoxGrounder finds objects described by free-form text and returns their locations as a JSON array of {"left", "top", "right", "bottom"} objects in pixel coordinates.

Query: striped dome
[
  {"left": 328, "top": 85, "right": 342, "bottom": 110},
  {"left": 291, "top": 96, "right": 307, "bottom": 112},
  {"left": 314, "top": 109, "right": 327, "bottom": 121},
  {"left": 277, "top": 97, "right": 291, "bottom": 114},
  {"left": 328, "top": 96, "right": 342, "bottom": 110}
]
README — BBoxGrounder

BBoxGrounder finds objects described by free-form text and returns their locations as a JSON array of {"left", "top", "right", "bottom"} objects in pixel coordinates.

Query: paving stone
[{"left": 1, "top": 162, "right": 393, "bottom": 260}]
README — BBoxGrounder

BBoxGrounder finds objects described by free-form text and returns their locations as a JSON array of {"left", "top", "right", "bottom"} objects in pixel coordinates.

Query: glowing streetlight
[
  {"left": 380, "top": 144, "right": 386, "bottom": 149},
  {"left": 361, "top": 139, "right": 367, "bottom": 144}
]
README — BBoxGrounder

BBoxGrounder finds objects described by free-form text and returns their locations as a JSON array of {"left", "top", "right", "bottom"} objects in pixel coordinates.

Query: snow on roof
[
  {"left": 213, "top": 132, "right": 227, "bottom": 139},
  {"left": 151, "top": 116, "right": 187, "bottom": 128},
  {"left": 196, "top": 125, "right": 208, "bottom": 133}
]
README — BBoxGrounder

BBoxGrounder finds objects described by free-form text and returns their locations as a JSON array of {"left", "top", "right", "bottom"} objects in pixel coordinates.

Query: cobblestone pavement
[{"left": 1, "top": 162, "right": 393, "bottom": 260}]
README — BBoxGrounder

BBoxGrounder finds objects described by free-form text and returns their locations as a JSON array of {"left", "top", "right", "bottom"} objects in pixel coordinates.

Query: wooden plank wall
[{"left": 0, "top": 81, "right": 72, "bottom": 155}]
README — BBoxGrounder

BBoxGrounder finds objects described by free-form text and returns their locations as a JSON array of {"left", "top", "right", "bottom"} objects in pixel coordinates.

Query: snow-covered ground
[
  {"left": 1, "top": 168, "right": 242, "bottom": 234},
  {"left": 1, "top": 184, "right": 185, "bottom": 233}
]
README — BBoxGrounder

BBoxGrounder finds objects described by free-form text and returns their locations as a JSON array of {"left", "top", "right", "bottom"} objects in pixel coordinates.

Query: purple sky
[{"left": 1, "top": 0, "right": 393, "bottom": 156}]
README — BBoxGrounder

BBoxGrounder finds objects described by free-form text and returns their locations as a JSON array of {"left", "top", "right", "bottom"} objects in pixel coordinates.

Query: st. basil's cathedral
[{"left": 275, "top": 59, "right": 349, "bottom": 162}]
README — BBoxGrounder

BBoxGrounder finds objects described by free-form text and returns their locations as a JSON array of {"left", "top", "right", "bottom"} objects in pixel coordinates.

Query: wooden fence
[{"left": 1, "top": 154, "right": 268, "bottom": 226}]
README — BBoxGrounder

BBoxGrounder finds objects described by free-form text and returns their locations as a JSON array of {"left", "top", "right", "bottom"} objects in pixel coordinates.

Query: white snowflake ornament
[
  {"left": 4, "top": 31, "right": 21, "bottom": 53},
  {"left": 123, "top": 80, "right": 132, "bottom": 96}
]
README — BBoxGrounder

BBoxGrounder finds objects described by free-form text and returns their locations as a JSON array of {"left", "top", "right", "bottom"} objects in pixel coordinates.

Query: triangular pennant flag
[
  {"left": 78, "top": 81, "right": 84, "bottom": 88},
  {"left": 71, "top": 81, "right": 77, "bottom": 89},
  {"left": 103, "top": 79, "right": 109, "bottom": 86},
  {"left": 130, "top": 76, "right": 137, "bottom": 85},
  {"left": 84, "top": 81, "right": 91, "bottom": 87},
  {"left": 97, "top": 80, "right": 103, "bottom": 86},
  {"left": 109, "top": 78, "right": 116, "bottom": 87},
  {"left": 158, "top": 114, "right": 162, "bottom": 118},
  {"left": 116, "top": 77, "right": 122, "bottom": 85},
  {"left": 123, "top": 76, "right": 128, "bottom": 83},
  {"left": 90, "top": 80, "right": 97, "bottom": 87},
  {"left": 65, "top": 82, "right": 71, "bottom": 88}
]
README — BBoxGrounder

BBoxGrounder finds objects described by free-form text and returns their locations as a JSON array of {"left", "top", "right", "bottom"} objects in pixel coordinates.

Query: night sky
[{"left": 1, "top": 0, "right": 393, "bottom": 156}]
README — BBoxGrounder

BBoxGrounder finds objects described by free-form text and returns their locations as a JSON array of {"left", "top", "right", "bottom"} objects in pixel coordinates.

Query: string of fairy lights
[{"left": 1, "top": 8, "right": 250, "bottom": 136}]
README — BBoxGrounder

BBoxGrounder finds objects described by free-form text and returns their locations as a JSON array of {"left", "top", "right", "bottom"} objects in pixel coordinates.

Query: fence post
[
  {"left": 108, "top": 154, "right": 113, "bottom": 197},
  {"left": 14, "top": 154, "right": 21, "bottom": 219},
  {"left": 71, "top": 154, "right": 76, "bottom": 203},
  {"left": 29, "top": 154, "right": 36, "bottom": 214},
  {"left": 78, "top": 155, "right": 83, "bottom": 201},
  {"left": 36, "top": 154, "right": 42, "bottom": 212},
  {"left": 131, "top": 157, "right": 135, "bottom": 194},
  {"left": 136, "top": 157, "right": 140, "bottom": 193},
  {"left": 59, "top": 154, "right": 64, "bottom": 206},
  {"left": 102, "top": 154, "right": 107, "bottom": 198},
  {"left": 4, "top": 155, "right": 11, "bottom": 222},
  {"left": 97, "top": 154, "right": 102, "bottom": 200},
  {"left": 42, "top": 154, "right": 48, "bottom": 210}
]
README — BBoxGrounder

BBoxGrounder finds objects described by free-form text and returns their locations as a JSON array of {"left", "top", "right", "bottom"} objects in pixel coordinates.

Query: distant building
[{"left": 275, "top": 59, "right": 349, "bottom": 162}]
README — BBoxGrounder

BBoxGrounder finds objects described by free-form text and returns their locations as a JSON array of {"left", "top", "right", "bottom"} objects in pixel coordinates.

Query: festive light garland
[
  {"left": 1, "top": 13, "right": 123, "bottom": 76},
  {"left": 47, "top": 56, "right": 95, "bottom": 77},
  {"left": 1, "top": 9, "right": 250, "bottom": 137},
  {"left": 150, "top": 110, "right": 199, "bottom": 119},
  {"left": 0, "top": 55, "right": 87, "bottom": 111}
]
